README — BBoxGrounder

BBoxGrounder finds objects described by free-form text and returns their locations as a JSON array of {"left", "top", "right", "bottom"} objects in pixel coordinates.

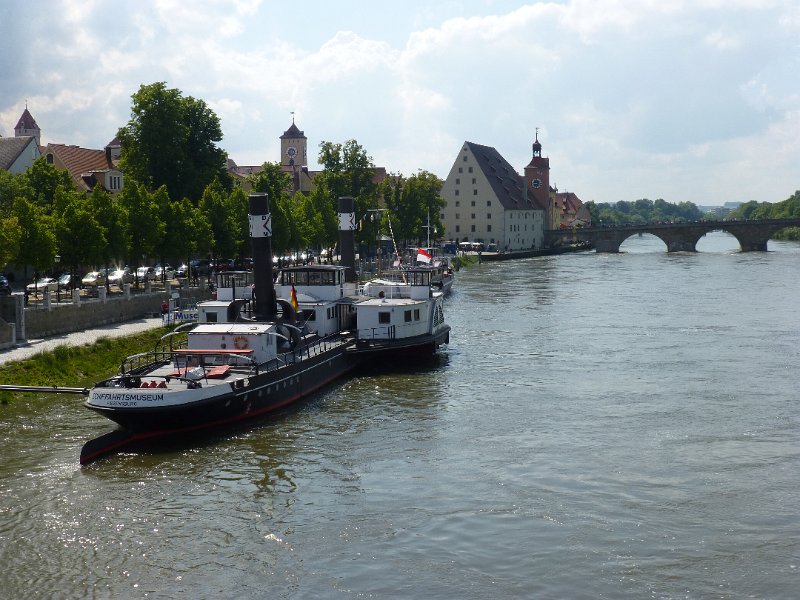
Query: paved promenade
[{"left": 0, "top": 317, "right": 164, "bottom": 366}]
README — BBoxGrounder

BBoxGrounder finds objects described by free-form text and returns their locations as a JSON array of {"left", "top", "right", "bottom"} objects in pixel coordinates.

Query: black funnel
[
  {"left": 338, "top": 196, "right": 357, "bottom": 283},
  {"left": 249, "top": 193, "right": 277, "bottom": 320}
]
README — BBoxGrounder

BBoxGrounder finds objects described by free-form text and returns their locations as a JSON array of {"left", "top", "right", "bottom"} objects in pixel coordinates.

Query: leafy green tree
[
  {"left": 119, "top": 181, "right": 164, "bottom": 277},
  {"left": 316, "top": 139, "right": 378, "bottom": 245},
  {"left": 55, "top": 191, "right": 107, "bottom": 276},
  {"left": 382, "top": 170, "right": 444, "bottom": 246},
  {"left": 24, "top": 157, "right": 75, "bottom": 210},
  {"left": 0, "top": 169, "right": 34, "bottom": 216},
  {"left": 88, "top": 184, "right": 128, "bottom": 272},
  {"left": 0, "top": 215, "right": 22, "bottom": 268},
  {"left": 199, "top": 178, "right": 239, "bottom": 260},
  {"left": 13, "top": 196, "right": 57, "bottom": 283},
  {"left": 117, "top": 82, "right": 231, "bottom": 203}
]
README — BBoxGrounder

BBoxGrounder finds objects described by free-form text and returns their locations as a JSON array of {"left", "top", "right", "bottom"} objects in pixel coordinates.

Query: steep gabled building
[
  {"left": 0, "top": 136, "right": 40, "bottom": 174},
  {"left": 441, "top": 141, "right": 545, "bottom": 251}
]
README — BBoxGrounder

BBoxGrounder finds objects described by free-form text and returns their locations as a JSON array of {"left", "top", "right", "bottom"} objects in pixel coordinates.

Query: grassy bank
[{"left": 0, "top": 326, "right": 172, "bottom": 403}]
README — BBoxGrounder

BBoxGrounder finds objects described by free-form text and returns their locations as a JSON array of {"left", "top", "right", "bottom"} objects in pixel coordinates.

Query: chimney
[
  {"left": 248, "top": 193, "right": 277, "bottom": 320},
  {"left": 338, "top": 196, "right": 357, "bottom": 283}
]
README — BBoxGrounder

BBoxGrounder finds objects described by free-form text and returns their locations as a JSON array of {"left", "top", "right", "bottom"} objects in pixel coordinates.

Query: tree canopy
[
  {"left": 585, "top": 198, "right": 703, "bottom": 225},
  {"left": 117, "top": 82, "right": 231, "bottom": 203}
]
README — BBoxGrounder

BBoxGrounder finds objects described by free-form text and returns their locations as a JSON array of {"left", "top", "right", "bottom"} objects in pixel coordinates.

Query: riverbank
[{"left": 0, "top": 317, "right": 166, "bottom": 367}]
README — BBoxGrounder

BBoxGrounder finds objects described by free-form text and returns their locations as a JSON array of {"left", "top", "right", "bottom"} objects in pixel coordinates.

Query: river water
[{"left": 1, "top": 231, "right": 798, "bottom": 599}]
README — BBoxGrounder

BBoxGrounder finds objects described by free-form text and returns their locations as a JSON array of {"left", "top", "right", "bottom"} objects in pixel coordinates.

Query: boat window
[
  {"left": 414, "top": 309, "right": 420, "bottom": 320},
  {"left": 379, "top": 312, "right": 391, "bottom": 324},
  {"left": 301, "top": 309, "right": 316, "bottom": 321},
  {"left": 404, "top": 310, "right": 412, "bottom": 322}
]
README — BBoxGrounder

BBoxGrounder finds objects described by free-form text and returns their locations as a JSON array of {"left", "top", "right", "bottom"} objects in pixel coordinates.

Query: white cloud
[{"left": 2, "top": 0, "right": 798, "bottom": 204}]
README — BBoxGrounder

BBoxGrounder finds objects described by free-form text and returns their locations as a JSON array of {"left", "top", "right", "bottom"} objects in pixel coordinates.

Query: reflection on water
[{"left": 1, "top": 231, "right": 799, "bottom": 598}]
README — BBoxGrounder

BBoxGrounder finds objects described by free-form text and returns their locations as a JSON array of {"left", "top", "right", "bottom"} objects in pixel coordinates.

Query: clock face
[
  {"left": 287, "top": 146, "right": 297, "bottom": 158},
  {"left": 533, "top": 178, "right": 542, "bottom": 189}
]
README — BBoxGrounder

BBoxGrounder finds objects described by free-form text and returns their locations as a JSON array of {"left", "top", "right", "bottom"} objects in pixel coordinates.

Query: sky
[{"left": 1, "top": 0, "right": 798, "bottom": 206}]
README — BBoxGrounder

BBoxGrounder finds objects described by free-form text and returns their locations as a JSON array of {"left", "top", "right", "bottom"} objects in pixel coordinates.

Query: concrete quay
[{"left": 0, "top": 316, "right": 165, "bottom": 366}]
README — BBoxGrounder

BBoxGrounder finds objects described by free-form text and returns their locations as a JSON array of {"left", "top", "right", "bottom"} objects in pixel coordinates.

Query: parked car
[
  {"left": 153, "top": 263, "right": 175, "bottom": 280},
  {"left": 175, "top": 263, "right": 189, "bottom": 278},
  {"left": 0, "top": 274, "right": 11, "bottom": 296},
  {"left": 136, "top": 266, "right": 156, "bottom": 282},
  {"left": 81, "top": 271, "right": 107, "bottom": 288},
  {"left": 189, "top": 258, "right": 211, "bottom": 277},
  {"left": 107, "top": 268, "right": 133, "bottom": 286},
  {"left": 57, "top": 272, "right": 81, "bottom": 291},
  {"left": 26, "top": 277, "right": 59, "bottom": 293}
]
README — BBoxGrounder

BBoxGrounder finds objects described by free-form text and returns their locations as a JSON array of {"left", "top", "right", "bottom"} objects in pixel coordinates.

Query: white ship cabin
[
  {"left": 356, "top": 269, "right": 441, "bottom": 340},
  {"left": 198, "top": 271, "right": 253, "bottom": 324},
  {"left": 361, "top": 269, "right": 435, "bottom": 301},
  {"left": 274, "top": 265, "right": 358, "bottom": 337},
  {"left": 184, "top": 322, "right": 277, "bottom": 365}
]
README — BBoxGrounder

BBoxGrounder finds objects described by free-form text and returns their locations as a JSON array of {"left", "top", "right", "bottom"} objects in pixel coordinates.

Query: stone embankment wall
[{"left": 0, "top": 286, "right": 212, "bottom": 349}]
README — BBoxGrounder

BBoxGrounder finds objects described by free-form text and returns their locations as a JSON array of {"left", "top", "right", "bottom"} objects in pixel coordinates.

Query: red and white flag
[{"left": 417, "top": 248, "right": 432, "bottom": 263}]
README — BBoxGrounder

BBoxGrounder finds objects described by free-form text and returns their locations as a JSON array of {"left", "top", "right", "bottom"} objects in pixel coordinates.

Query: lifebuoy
[{"left": 233, "top": 335, "right": 249, "bottom": 350}]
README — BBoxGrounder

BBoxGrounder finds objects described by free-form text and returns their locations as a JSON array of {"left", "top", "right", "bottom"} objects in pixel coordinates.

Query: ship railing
[{"left": 260, "top": 332, "right": 349, "bottom": 372}]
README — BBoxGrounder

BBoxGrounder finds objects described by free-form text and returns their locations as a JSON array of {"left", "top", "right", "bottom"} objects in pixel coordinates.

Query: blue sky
[{"left": 1, "top": 0, "right": 798, "bottom": 206}]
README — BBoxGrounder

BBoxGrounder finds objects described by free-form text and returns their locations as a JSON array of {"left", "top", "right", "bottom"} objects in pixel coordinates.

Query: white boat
[{"left": 355, "top": 267, "right": 451, "bottom": 356}]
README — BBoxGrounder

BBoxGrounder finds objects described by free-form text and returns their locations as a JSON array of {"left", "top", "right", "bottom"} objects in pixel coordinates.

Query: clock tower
[
  {"left": 524, "top": 129, "right": 551, "bottom": 215},
  {"left": 280, "top": 113, "right": 308, "bottom": 168}
]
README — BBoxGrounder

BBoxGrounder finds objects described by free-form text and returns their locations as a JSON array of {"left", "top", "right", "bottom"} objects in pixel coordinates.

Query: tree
[
  {"left": 117, "top": 82, "right": 231, "bottom": 203},
  {"left": 0, "top": 215, "right": 22, "bottom": 269},
  {"left": 13, "top": 196, "right": 56, "bottom": 283},
  {"left": 119, "top": 181, "right": 164, "bottom": 276},
  {"left": 198, "top": 178, "right": 230, "bottom": 260},
  {"left": 88, "top": 184, "right": 128, "bottom": 271},
  {"left": 382, "top": 170, "right": 444, "bottom": 247},
  {"left": 24, "top": 157, "right": 75, "bottom": 210},
  {"left": 316, "top": 139, "right": 379, "bottom": 245},
  {"left": 55, "top": 189, "right": 107, "bottom": 275},
  {"left": 0, "top": 169, "right": 33, "bottom": 216}
]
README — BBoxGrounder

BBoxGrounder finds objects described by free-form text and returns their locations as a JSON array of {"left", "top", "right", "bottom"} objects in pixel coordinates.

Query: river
[{"left": 1, "top": 231, "right": 798, "bottom": 599}]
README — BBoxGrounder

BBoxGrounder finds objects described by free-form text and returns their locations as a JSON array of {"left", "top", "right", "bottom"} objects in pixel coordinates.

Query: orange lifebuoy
[{"left": 233, "top": 335, "right": 249, "bottom": 350}]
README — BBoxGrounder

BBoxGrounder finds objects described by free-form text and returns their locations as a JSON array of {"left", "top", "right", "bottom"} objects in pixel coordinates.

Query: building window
[
  {"left": 458, "top": 167, "right": 463, "bottom": 173},
  {"left": 472, "top": 178, "right": 476, "bottom": 184},
  {"left": 455, "top": 189, "right": 459, "bottom": 196},
  {"left": 456, "top": 178, "right": 460, "bottom": 184},
  {"left": 468, "top": 167, "right": 473, "bottom": 173},
  {"left": 487, "top": 214, "right": 491, "bottom": 219},
  {"left": 463, "top": 155, "right": 468, "bottom": 162},
  {"left": 46, "top": 153, "right": 54, "bottom": 164},
  {"left": 473, "top": 189, "right": 478, "bottom": 195},
  {"left": 487, "top": 200, "right": 492, "bottom": 206},
  {"left": 471, "top": 225, "right": 476, "bottom": 232},
  {"left": 471, "top": 213, "right": 475, "bottom": 219},
  {"left": 455, "top": 201, "right": 460, "bottom": 206},
  {"left": 471, "top": 200, "right": 476, "bottom": 206},
  {"left": 455, "top": 225, "right": 460, "bottom": 232},
  {"left": 379, "top": 312, "right": 391, "bottom": 324},
  {"left": 487, "top": 225, "right": 492, "bottom": 232},
  {"left": 440, "top": 213, "right": 445, "bottom": 220},
  {"left": 456, "top": 213, "right": 460, "bottom": 219}
]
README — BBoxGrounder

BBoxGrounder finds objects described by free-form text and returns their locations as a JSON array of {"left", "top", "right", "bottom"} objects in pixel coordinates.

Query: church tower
[
  {"left": 280, "top": 114, "right": 308, "bottom": 168},
  {"left": 524, "top": 129, "right": 554, "bottom": 227},
  {"left": 15, "top": 106, "right": 41, "bottom": 147}
]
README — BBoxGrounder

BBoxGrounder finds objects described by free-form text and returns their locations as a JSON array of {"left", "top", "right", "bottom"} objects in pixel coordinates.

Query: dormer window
[{"left": 46, "top": 153, "right": 54, "bottom": 164}]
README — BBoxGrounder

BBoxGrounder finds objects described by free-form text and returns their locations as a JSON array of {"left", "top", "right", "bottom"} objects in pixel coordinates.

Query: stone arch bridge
[{"left": 547, "top": 217, "right": 800, "bottom": 253}]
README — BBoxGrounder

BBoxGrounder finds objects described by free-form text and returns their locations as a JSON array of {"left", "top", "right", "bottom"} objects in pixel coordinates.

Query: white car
[
  {"left": 26, "top": 277, "right": 59, "bottom": 293},
  {"left": 153, "top": 263, "right": 175, "bottom": 280},
  {"left": 108, "top": 268, "right": 133, "bottom": 286},
  {"left": 136, "top": 266, "right": 156, "bottom": 282}
]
